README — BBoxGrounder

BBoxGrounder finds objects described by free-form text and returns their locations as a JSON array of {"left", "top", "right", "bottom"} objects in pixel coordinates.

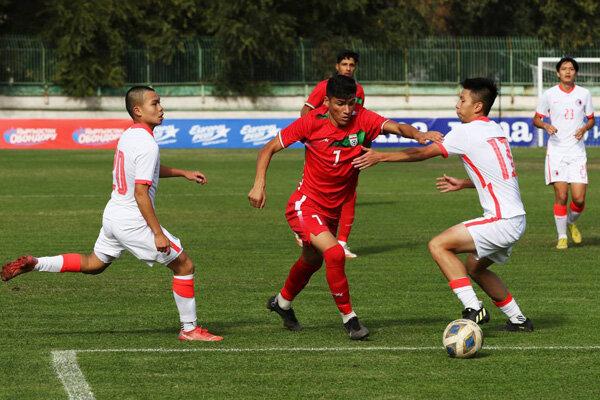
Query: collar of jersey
[
  {"left": 130, "top": 122, "right": 154, "bottom": 136},
  {"left": 474, "top": 116, "right": 490, "bottom": 122},
  {"left": 558, "top": 83, "right": 576, "bottom": 94}
]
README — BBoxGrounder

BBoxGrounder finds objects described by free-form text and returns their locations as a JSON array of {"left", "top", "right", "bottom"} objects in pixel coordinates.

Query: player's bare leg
[
  {"left": 2, "top": 252, "right": 109, "bottom": 281},
  {"left": 466, "top": 254, "right": 533, "bottom": 332},
  {"left": 567, "top": 183, "right": 586, "bottom": 244},
  {"left": 310, "top": 231, "right": 368, "bottom": 340},
  {"left": 553, "top": 182, "right": 569, "bottom": 249},
  {"left": 167, "top": 251, "right": 222, "bottom": 342},
  {"left": 268, "top": 243, "right": 323, "bottom": 332},
  {"left": 428, "top": 223, "right": 489, "bottom": 324}
]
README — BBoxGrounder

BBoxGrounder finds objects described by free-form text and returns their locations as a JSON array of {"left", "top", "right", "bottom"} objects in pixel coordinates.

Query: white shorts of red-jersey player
[
  {"left": 94, "top": 217, "right": 183, "bottom": 266},
  {"left": 464, "top": 214, "right": 526, "bottom": 264},
  {"left": 545, "top": 153, "right": 588, "bottom": 185}
]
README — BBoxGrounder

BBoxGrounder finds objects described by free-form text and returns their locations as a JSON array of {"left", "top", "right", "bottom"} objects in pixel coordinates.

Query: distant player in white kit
[
  {"left": 1, "top": 86, "right": 223, "bottom": 341},
  {"left": 533, "top": 57, "right": 595, "bottom": 249},
  {"left": 353, "top": 78, "right": 533, "bottom": 331}
]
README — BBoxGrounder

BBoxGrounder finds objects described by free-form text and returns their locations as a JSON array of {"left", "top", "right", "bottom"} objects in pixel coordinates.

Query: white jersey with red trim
[
  {"left": 439, "top": 117, "right": 526, "bottom": 220},
  {"left": 103, "top": 123, "right": 160, "bottom": 223},
  {"left": 535, "top": 84, "right": 594, "bottom": 157}
]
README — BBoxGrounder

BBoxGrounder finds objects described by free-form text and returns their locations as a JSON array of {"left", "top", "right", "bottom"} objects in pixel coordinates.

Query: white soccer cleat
[{"left": 340, "top": 242, "right": 357, "bottom": 258}]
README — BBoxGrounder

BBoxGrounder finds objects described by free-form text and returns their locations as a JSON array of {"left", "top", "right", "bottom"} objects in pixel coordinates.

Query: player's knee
[
  {"left": 323, "top": 244, "right": 345, "bottom": 266},
  {"left": 428, "top": 237, "right": 444, "bottom": 255},
  {"left": 555, "top": 193, "right": 568, "bottom": 204},
  {"left": 81, "top": 254, "right": 110, "bottom": 275},
  {"left": 571, "top": 198, "right": 585, "bottom": 208}
]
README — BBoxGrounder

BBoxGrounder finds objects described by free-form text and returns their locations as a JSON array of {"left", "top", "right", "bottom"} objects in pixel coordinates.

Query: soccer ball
[{"left": 442, "top": 319, "right": 483, "bottom": 358}]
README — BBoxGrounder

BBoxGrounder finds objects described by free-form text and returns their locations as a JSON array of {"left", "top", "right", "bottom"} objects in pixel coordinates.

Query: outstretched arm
[
  {"left": 352, "top": 143, "right": 445, "bottom": 170},
  {"left": 382, "top": 120, "right": 444, "bottom": 144},
  {"left": 248, "top": 136, "right": 285, "bottom": 209},
  {"left": 436, "top": 174, "right": 475, "bottom": 193},
  {"left": 160, "top": 165, "right": 207, "bottom": 184}
]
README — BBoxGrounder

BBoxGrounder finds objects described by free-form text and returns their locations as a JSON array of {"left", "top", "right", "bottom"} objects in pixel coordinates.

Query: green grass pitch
[{"left": 1, "top": 148, "right": 599, "bottom": 399}]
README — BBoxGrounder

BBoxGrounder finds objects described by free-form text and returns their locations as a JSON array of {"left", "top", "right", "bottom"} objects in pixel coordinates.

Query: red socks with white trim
[
  {"left": 172, "top": 274, "right": 197, "bottom": 332},
  {"left": 33, "top": 254, "right": 82, "bottom": 273}
]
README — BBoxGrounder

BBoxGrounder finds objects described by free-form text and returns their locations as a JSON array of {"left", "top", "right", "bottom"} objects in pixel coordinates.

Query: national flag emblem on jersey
[{"left": 333, "top": 130, "right": 365, "bottom": 148}]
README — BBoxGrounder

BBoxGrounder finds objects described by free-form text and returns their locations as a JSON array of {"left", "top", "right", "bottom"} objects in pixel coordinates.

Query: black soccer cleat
[
  {"left": 503, "top": 318, "right": 534, "bottom": 332},
  {"left": 343, "top": 316, "right": 370, "bottom": 340},
  {"left": 266, "top": 295, "right": 302, "bottom": 331},
  {"left": 462, "top": 306, "right": 490, "bottom": 325}
]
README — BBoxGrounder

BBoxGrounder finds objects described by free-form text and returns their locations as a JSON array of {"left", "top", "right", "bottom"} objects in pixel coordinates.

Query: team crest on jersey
[
  {"left": 576, "top": 99, "right": 582, "bottom": 106},
  {"left": 333, "top": 130, "right": 365, "bottom": 147}
]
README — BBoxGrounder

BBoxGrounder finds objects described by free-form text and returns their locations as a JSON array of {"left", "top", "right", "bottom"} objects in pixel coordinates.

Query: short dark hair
[
  {"left": 461, "top": 77, "right": 498, "bottom": 116},
  {"left": 326, "top": 74, "right": 357, "bottom": 100},
  {"left": 125, "top": 86, "right": 155, "bottom": 119},
  {"left": 336, "top": 50, "right": 359, "bottom": 64},
  {"left": 556, "top": 57, "right": 579, "bottom": 72}
]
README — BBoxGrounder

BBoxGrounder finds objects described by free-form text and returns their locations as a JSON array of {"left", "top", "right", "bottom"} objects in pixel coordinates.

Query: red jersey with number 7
[{"left": 278, "top": 106, "right": 388, "bottom": 212}]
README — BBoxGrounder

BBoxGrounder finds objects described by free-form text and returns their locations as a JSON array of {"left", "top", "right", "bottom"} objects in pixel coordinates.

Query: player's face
[
  {"left": 335, "top": 58, "right": 357, "bottom": 78},
  {"left": 557, "top": 62, "right": 577, "bottom": 85},
  {"left": 326, "top": 96, "right": 356, "bottom": 127},
  {"left": 137, "top": 91, "right": 164, "bottom": 127},
  {"left": 455, "top": 89, "right": 482, "bottom": 122}
]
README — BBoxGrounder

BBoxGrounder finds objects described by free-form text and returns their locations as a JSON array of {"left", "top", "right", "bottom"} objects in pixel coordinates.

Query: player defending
[
  {"left": 353, "top": 78, "right": 533, "bottom": 331},
  {"left": 299, "top": 50, "right": 365, "bottom": 258},
  {"left": 1, "top": 86, "right": 222, "bottom": 342},
  {"left": 533, "top": 57, "right": 594, "bottom": 249},
  {"left": 249, "top": 75, "right": 442, "bottom": 340}
]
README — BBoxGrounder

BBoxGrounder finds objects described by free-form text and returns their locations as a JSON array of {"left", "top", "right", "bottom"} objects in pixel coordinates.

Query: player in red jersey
[
  {"left": 1, "top": 86, "right": 222, "bottom": 342},
  {"left": 299, "top": 50, "right": 365, "bottom": 258},
  {"left": 249, "top": 75, "right": 442, "bottom": 340}
]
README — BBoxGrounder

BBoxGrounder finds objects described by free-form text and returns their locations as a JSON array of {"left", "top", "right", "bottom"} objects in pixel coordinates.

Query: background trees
[{"left": 0, "top": 0, "right": 596, "bottom": 96}]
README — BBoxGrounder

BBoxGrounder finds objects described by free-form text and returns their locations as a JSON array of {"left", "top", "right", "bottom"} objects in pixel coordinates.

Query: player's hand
[
  {"left": 352, "top": 146, "right": 382, "bottom": 170},
  {"left": 415, "top": 130, "right": 444, "bottom": 145},
  {"left": 575, "top": 128, "right": 587, "bottom": 141},
  {"left": 545, "top": 123, "right": 558, "bottom": 135},
  {"left": 184, "top": 170, "right": 207, "bottom": 185},
  {"left": 248, "top": 186, "right": 266, "bottom": 209},
  {"left": 154, "top": 231, "right": 171, "bottom": 253},
  {"left": 436, "top": 174, "right": 463, "bottom": 193}
]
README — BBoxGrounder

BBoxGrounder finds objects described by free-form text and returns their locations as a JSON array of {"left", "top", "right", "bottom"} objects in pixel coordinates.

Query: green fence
[{"left": 3, "top": 35, "right": 600, "bottom": 89}]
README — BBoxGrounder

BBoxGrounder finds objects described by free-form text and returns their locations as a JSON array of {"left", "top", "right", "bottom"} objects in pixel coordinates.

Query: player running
[
  {"left": 353, "top": 78, "right": 533, "bottom": 332},
  {"left": 298, "top": 50, "right": 365, "bottom": 258},
  {"left": 533, "top": 57, "right": 594, "bottom": 249},
  {"left": 1, "top": 86, "right": 222, "bottom": 342},
  {"left": 249, "top": 74, "right": 442, "bottom": 340}
]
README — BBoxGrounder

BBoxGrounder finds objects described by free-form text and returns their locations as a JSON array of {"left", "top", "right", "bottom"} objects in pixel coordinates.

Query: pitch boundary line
[{"left": 51, "top": 345, "right": 600, "bottom": 399}]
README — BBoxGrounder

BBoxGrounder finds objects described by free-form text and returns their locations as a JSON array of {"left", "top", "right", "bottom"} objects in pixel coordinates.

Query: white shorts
[
  {"left": 545, "top": 154, "right": 588, "bottom": 185},
  {"left": 93, "top": 218, "right": 183, "bottom": 266},
  {"left": 464, "top": 215, "right": 526, "bottom": 264}
]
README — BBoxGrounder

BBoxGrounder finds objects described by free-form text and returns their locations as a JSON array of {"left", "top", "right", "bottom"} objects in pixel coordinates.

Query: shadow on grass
[
  {"left": 356, "top": 200, "right": 399, "bottom": 207},
  {"left": 352, "top": 242, "right": 423, "bottom": 256},
  {"left": 574, "top": 236, "right": 600, "bottom": 248}
]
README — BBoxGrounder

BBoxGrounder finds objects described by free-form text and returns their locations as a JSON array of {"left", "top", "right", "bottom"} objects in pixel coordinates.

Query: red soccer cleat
[
  {"left": 1, "top": 255, "right": 37, "bottom": 282},
  {"left": 178, "top": 326, "right": 223, "bottom": 342}
]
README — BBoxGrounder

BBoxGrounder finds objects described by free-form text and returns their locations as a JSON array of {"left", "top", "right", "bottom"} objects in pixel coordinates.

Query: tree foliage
[{"left": 1, "top": 0, "right": 600, "bottom": 96}]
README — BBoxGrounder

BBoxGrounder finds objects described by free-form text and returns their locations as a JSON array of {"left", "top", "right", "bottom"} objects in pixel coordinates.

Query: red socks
[
  {"left": 324, "top": 245, "right": 352, "bottom": 315},
  {"left": 281, "top": 257, "right": 322, "bottom": 301}
]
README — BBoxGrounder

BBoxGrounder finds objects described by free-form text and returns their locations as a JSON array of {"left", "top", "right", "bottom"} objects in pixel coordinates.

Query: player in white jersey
[
  {"left": 1, "top": 86, "right": 222, "bottom": 342},
  {"left": 533, "top": 57, "right": 595, "bottom": 250},
  {"left": 353, "top": 78, "right": 533, "bottom": 331}
]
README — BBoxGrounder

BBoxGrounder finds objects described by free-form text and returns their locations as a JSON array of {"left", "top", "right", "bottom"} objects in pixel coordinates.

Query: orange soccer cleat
[
  {"left": 1, "top": 255, "right": 37, "bottom": 282},
  {"left": 178, "top": 326, "right": 223, "bottom": 342}
]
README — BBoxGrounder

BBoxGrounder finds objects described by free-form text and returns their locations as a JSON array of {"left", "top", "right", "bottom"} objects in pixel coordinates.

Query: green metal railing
[{"left": 3, "top": 35, "right": 600, "bottom": 89}]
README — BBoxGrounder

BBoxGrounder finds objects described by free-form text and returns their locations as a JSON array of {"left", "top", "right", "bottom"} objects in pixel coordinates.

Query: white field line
[
  {"left": 51, "top": 345, "right": 600, "bottom": 399},
  {"left": 51, "top": 351, "right": 95, "bottom": 400}
]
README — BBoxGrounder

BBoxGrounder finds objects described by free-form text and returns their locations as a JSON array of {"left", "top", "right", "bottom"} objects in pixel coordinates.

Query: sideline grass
[{"left": 1, "top": 148, "right": 599, "bottom": 399}]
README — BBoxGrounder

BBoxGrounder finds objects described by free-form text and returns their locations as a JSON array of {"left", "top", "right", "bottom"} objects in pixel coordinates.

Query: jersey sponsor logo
[
  {"left": 188, "top": 124, "right": 229, "bottom": 146},
  {"left": 3, "top": 128, "right": 57, "bottom": 145},
  {"left": 333, "top": 130, "right": 365, "bottom": 147},
  {"left": 240, "top": 124, "right": 280, "bottom": 146},
  {"left": 154, "top": 124, "right": 179, "bottom": 145},
  {"left": 72, "top": 128, "right": 123, "bottom": 145}
]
